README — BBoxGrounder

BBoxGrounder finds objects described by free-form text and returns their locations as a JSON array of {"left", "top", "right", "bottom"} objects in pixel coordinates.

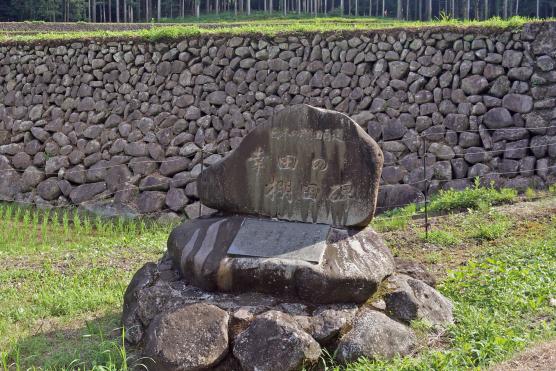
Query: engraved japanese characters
[{"left": 197, "top": 104, "right": 384, "bottom": 227}]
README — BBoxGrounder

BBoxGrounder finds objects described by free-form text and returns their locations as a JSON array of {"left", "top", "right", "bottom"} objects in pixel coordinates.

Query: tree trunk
[
  {"left": 93, "top": 0, "right": 96, "bottom": 21},
  {"left": 465, "top": 0, "right": 469, "bottom": 19},
  {"left": 247, "top": 0, "right": 251, "bottom": 15},
  {"left": 157, "top": 0, "right": 160, "bottom": 20},
  {"left": 537, "top": 0, "right": 540, "bottom": 18},
  {"left": 503, "top": 0, "right": 507, "bottom": 18},
  {"left": 397, "top": 0, "right": 402, "bottom": 18},
  {"left": 340, "top": 0, "right": 344, "bottom": 15}
]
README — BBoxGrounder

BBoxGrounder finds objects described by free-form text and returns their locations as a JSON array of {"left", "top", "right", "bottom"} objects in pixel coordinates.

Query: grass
[
  {"left": 0, "top": 16, "right": 552, "bottom": 44},
  {"left": 0, "top": 203, "right": 174, "bottom": 369},
  {"left": 463, "top": 210, "right": 511, "bottom": 241},
  {"left": 419, "top": 229, "right": 461, "bottom": 246},
  {"left": 427, "top": 180, "right": 518, "bottom": 213},
  {"left": 372, "top": 204, "right": 417, "bottom": 232},
  {"left": 360, "top": 195, "right": 556, "bottom": 370},
  {"left": 1, "top": 190, "right": 555, "bottom": 370},
  {"left": 372, "top": 180, "right": 518, "bottom": 234}
]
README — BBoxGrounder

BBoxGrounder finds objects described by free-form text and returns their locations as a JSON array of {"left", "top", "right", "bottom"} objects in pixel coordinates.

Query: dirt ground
[{"left": 490, "top": 340, "right": 556, "bottom": 371}]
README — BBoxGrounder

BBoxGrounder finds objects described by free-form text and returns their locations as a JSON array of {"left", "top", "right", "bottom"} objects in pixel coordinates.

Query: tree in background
[{"left": 0, "top": 0, "right": 554, "bottom": 22}]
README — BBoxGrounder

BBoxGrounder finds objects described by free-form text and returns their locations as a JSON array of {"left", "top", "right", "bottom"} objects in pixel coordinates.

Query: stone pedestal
[
  {"left": 167, "top": 217, "right": 394, "bottom": 304},
  {"left": 122, "top": 105, "right": 453, "bottom": 370},
  {"left": 123, "top": 255, "right": 453, "bottom": 371}
]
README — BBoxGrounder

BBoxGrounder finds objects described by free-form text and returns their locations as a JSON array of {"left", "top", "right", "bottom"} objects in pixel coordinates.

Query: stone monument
[{"left": 123, "top": 105, "right": 453, "bottom": 370}]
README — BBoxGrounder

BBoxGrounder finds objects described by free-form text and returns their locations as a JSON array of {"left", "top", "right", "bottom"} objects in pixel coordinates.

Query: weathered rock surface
[
  {"left": 233, "top": 311, "right": 321, "bottom": 371},
  {"left": 377, "top": 184, "right": 425, "bottom": 212},
  {"left": 123, "top": 250, "right": 453, "bottom": 369},
  {"left": 197, "top": 104, "right": 384, "bottom": 227},
  {"left": 394, "top": 258, "right": 437, "bottom": 287},
  {"left": 167, "top": 216, "right": 394, "bottom": 304},
  {"left": 384, "top": 274, "right": 454, "bottom": 326},
  {"left": 335, "top": 309, "right": 417, "bottom": 363},
  {"left": 144, "top": 303, "right": 230, "bottom": 371}
]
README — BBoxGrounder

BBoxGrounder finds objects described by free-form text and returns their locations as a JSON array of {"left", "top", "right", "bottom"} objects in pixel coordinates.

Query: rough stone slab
[
  {"left": 144, "top": 303, "right": 230, "bottom": 371},
  {"left": 335, "top": 309, "right": 416, "bottom": 363},
  {"left": 167, "top": 216, "right": 395, "bottom": 304},
  {"left": 228, "top": 218, "right": 329, "bottom": 264},
  {"left": 197, "top": 104, "right": 384, "bottom": 227},
  {"left": 123, "top": 254, "right": 454, "bottom": 368},
  {"left": 384, "top": 274, "right": 454, "bottom": 326},
  {"left": 233, "top": 310, "right": 321, "bottom": 371}
]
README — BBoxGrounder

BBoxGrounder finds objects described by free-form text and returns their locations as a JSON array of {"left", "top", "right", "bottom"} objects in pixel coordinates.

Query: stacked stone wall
[{"left": 1, "top": 23, "right": 556, "bottom": 217}]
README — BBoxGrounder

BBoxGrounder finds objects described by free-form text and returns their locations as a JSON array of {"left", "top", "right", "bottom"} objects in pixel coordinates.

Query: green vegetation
[
  {"left": 0, "top": 203, "right": 173, "bottom": 369},
  {"left": 427, "top": 180, "right": 518, "bottom": 213},
  {"left": 372, "top": 181, "right": 518, "bottom": 234},
  {"left": 463, "top": 210, "right": 512, "bottom": 241},
  {"left": 349, "top": 214, "right": 556, "bottom": 369},
  {"left": 362, "top": 196, "right": 556, "bottom": 370},
  {"left": 1, "top": 191, "right": 555, "bottom": 370},
  {"left": 372, "top": 203, "right": 417, "bottom": 232},
  {"left": 0, "top": 16, "right": 551, "bottom": 44},
  {"left": 419, "top": 229, "right": 461, "bottom": 246}
]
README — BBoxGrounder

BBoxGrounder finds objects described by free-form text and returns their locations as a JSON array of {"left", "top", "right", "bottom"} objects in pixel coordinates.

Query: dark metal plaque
[{"left": 227, "top": 218, "right": 329, "bottom": 264}]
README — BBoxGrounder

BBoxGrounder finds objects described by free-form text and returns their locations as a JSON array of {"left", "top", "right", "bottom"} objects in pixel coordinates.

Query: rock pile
[{"left": 123, "top": 105, "right": 453, "bottom": 370}]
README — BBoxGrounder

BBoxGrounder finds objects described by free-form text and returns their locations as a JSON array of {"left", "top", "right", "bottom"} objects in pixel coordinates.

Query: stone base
[
  {"left": 122, "top": 257, "right": 454, "bottom": 370},
  {"left": 167, "top": 216, "right": 395, "bottom": 304}
]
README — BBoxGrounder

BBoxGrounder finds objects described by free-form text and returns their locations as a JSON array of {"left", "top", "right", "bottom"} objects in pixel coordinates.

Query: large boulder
[
  {"left": 144, "top": 303, "right": 230, "bottom": 371},
  {"left": 37, "top": 178, "right": 61, "bottom": 201},
  {"left": 197, "top": 104, "right": 384, "bottom": 227},
  {"left": 394, "top": 258, "right": 437, "bottom": 287},
  {"left": 233, "top": 310, "right": 321, "bottom": 371},
  {"left": 502, "top": 94, "right": 533, "bottom": 114},
  {"left": 384, "top": 274, "right": 454, "bottom": 326},
  {"left": 122, "top": 262, "right": 158, "bottom": 344},
  {"left": 335, "top": 309, "right": 416, "bottom": 363},
  {"left": 69, "top": 182, "right": 106, "bottom": 204},
  {"left": 483, "top": 107, "right": 513, "bottom": 129},
  {"left": 461, "top": 75, "right": 489, "bottom": 95},
  {"left": 167, "top": 216, "right": 395, "bottom": 304}
]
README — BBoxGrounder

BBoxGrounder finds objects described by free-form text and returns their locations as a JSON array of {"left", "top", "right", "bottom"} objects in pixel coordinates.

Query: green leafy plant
[
  {"left": 427, "top": 179, "right": 517, "bottom": 213},
  {"left": 524, "top": 187, "right": 537, "bottom": 200},
  {"left": 463, "top": 210, "right": 511, "bottom": 241},
  {"left": 420, "top": 229, "right": 461, "bottom": 246},
  {"left": 372, "top": 204, "right": 417, "bottom": 232}
]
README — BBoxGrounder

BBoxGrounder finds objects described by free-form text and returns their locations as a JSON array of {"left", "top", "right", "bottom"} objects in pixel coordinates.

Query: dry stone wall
[{"left": 1, "top": 23, "right": 556, "bottom": 217}]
